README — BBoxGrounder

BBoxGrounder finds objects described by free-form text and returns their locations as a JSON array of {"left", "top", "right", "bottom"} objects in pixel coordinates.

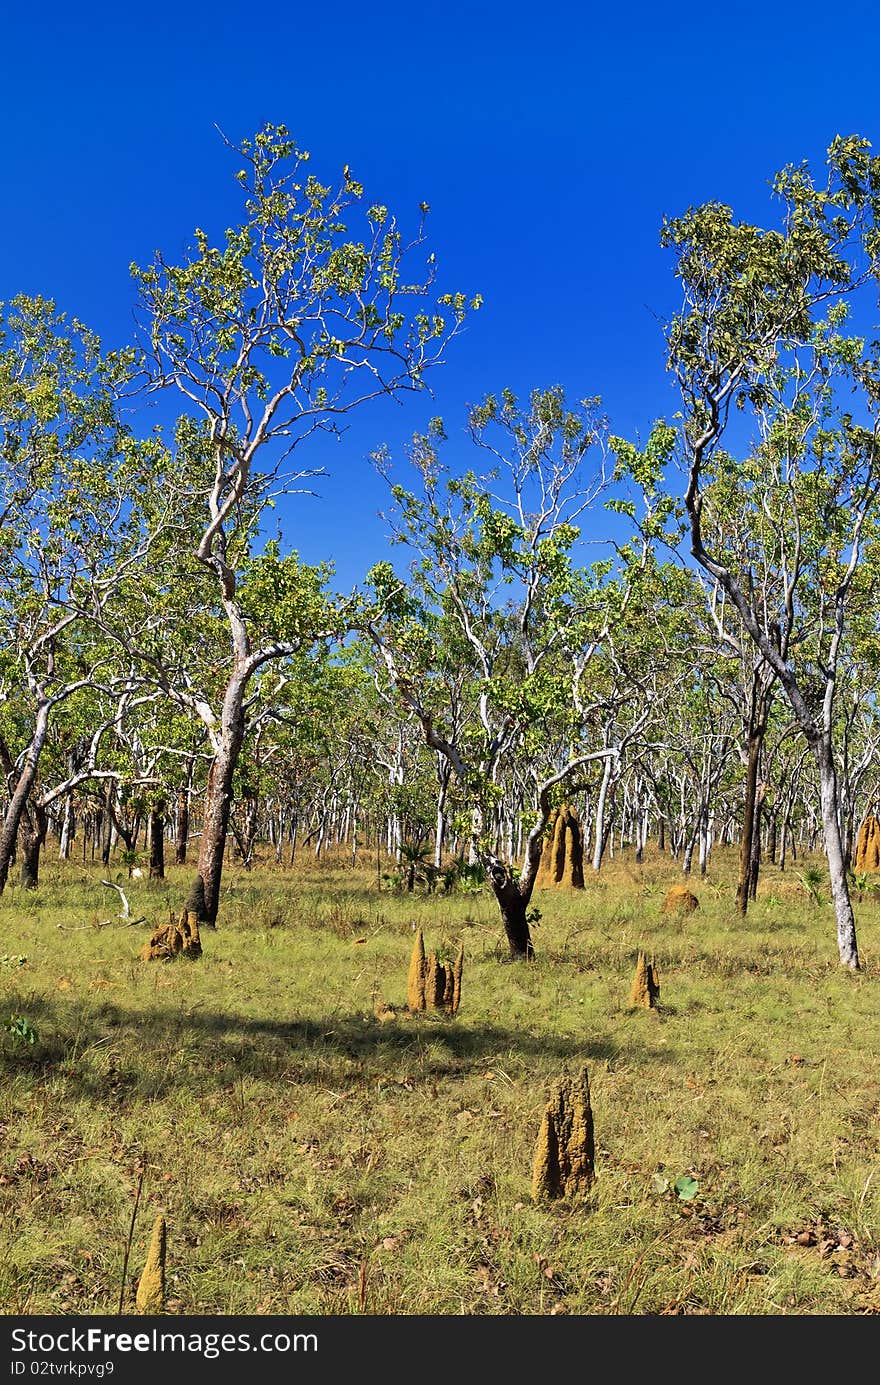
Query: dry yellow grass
[{"left": 1, "top": 843, "right": 879, "bottom": 1315}]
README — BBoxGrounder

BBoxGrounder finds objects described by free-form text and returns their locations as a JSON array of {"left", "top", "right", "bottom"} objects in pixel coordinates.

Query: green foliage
[
  {"left": 674, "top": 1175, "right": 699, "bottom": 1201},
  {"left": 440, "top": 858, "right": 486, "bottom": 896},
  {"left": 652, "top": 1173, "right": 700, "bottom": 1201},
  {"left": 848, "top": 870, "right": 878, "bottom": 902},
  {"left": 796, "top": 867, "right": 825, "bottom": 905},
  {"left": 132, "top": 121, "right": 478, "bottom": 453},
  {"left": 239, "top": 542, "right": 338, "bottom": 645},
  {"left": 3, "top": 1015, "right": 38, "bottom": 1046}
]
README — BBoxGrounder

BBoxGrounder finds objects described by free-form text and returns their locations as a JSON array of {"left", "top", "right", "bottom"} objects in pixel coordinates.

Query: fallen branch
[{"left": 101, "top": 881, "right": 131, "bottom": 918}]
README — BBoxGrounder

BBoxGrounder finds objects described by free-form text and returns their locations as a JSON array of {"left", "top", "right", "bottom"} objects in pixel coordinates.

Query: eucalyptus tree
[
  {"left": 0, "top": 296, "right": 169, "bottom": 894},
  {"left": 676, "top": 478, "right": 783, "bottom": 909},
  {"left": 364, "top": 386, "right": 659, "bottom": 958},
  {"left": 131, "top": 123, "right": 477, "bottom": 927},
  {"left": 0, "top": 673, "right": 162, "bottom": 886},
  {"left": 828, "top": 548, "right": 880, "bottom": 862},
  {"left": 660, "top": 135, "right": 880, "bottom": 969},
  {"left": 282, "top": 663, "right": 370, "bottom": 862},
  {"left": 222, "top": 638, "right": 354, "bottom": 866}
]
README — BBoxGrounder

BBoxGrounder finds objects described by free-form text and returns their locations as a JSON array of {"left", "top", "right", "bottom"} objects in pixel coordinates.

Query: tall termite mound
[
  {"left": 135, "top": 1215, "right": 166, "bottom": 1313},
  {"left": 855, "top": 814, "right": 880, "bottom": 871},
  {"left": 535, "top": 805, "right": 585, "bottom": 889},
  {"left": 405, "top": 929, "right": 463, "bottom": 1016},
  {"left": 140, "top": 910, "right": 202, "bottom": 962},
  {"left": 531, "top": 1066, "right": 595, "bottom": 1201},
  {"left": 628, "top": 951, "right": 660, "bottom": 1008},
  {"left": 406, "top": 928, "right": 427, "bottom": 1011}
]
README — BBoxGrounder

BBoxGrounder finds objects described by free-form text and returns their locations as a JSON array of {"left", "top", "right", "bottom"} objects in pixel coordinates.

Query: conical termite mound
[
  {"left": 628, "top": 951, "right": 660, "bottom": 1008},
  {"left": 405, "top": 929, "right": 463, "bottom": 1016},
  {"left": 135, "top": 1214, "right": 166, "bottom": 1314},
  {"left": 535, "top": 804, "right": 585, "bottom": 889},
  {"left": 406, "top": 928, "right": 427, "bottom": 1012},
  {"left": 140, "top": 909, "right": 202, "bottom": 962},
  {"left": 531, "top": 1066, "right": 595, "bottom": 1201},
  {"left": 855, "top": 814, "right": 880, "bottom": 871}
]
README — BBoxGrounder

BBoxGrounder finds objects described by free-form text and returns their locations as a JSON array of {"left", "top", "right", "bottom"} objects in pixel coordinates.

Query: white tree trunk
[
  {"left": 817, "top": 741, "right": 859, "bottom": 969},
  {"left": 592, "top": 757, "right": 613, "bottom": 872}
]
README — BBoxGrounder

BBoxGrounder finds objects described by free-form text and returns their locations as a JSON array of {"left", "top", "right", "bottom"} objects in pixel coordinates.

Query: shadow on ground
[{"left": 0, "top": 992, "right": 674, "bottom": 1102}]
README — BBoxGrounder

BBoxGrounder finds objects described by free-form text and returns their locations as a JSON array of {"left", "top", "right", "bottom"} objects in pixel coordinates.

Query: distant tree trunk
[
  {"left": 736, "top": 666, "right": 774, "bottom": 916},
  {"left": 434, "top": 757, "right": 452, "bottom": 870},
  {"left": 101, "top": 784, "right": 115, "bottom": 865},
  {"left": 111, "top": 813, "right": 134, "bottom": 856},
  {"left": 778, "top": 818, "right": 789, "bottom": 870},
  {"left": 149, "top": 798, "right": 166, "bottom": 879},
  {"left": 175, "top": 789, "right": 189, "bottom": 865},
  {"left": 591, "top": 757, "right": 614, "bottom": 872},
  {"left": 350, "top": 802, "right": 359, "bottom": 865},
  {"left": 174, "top": 754, "right": 197, "bottom": 866},
  {"left": 0, "top": 711, "right": 51, "bottom": 895},
  {"left": 239, "top": 790, "right": 258, "bottom": 868},
  {"left": 289, "top": 815, "right": 298, "bottom": 865},
  {"left": 748, "top": 790, "right": 764, "bottom": 901},
  {"left": 634, "top": 805, "right": 648, "bottom": 864},
  {"left": 19, "top": 801, "right": 48, "bottom": 890},
  {"left": 57, "top": 795, "right": 75, "bottom": 861},
  {"left": 682, "top": 829, "right": 697, "bottom": 874},
  {"left": 698, "top": 805, "right": 710, "bottom": 875},
  {"left": 766, "top": 813, "right": 777, "bottom": 865},
  {"left": 736, "top": 732, "right": 763, "bottom": 915}
]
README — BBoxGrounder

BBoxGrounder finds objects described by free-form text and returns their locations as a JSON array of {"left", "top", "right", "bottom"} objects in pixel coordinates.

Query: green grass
[{"left": 1, "top": 845, "right": 879, "bottom": 1316}]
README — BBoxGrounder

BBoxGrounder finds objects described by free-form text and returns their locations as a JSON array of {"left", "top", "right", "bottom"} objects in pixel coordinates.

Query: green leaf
[
  {"left": 674, "top": 1175, "right": 699, "bottom": 1200},
  {"left": 3, "top": 1015, "right": 38, "bottom": 1046}
]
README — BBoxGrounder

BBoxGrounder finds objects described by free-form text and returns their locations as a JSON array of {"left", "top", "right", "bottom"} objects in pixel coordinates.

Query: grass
[{"left": 1, "top": 844, "right": 879, "bottom": 1316}]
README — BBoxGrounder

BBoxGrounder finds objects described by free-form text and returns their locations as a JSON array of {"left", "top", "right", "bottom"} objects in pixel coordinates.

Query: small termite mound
[
  {"left": 140, "top": 910, "right": 202, "bottom": 962},
  {"left": 135, "top": 1215, "right": 166, "bottom": 1314},
  {"left": 535, "top": 804, "right": 585, "bottom": 889},
  {"left": 405, "top": 929, "right": 463, "bottom": 1016},
  {"left": 628, "top": 951, "right": 660, "bottom": 1008},
  {"left": 855, "top": 814, "right": 880, "bottom": 871},
  {"left": 406, "top": 928, "right": 427, "bottom": 1012},
  {"left": 660, "top": 884, "right": 699, "bottom": 915},
  {"left": 531, "top": 1066, "right": 595, "bottom": 1202}
]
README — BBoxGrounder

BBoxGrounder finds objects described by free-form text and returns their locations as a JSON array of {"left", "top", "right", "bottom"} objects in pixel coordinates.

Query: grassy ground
[{"left": 1, "top": 843, "right": 879, "bottom": 1316}]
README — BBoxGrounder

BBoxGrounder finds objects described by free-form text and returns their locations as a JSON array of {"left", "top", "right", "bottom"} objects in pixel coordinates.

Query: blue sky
[{"left": 3, "top": 0, "right": 879, "bottom": 591}]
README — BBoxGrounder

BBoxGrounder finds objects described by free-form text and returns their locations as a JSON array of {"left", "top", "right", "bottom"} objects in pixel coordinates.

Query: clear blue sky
[{"left": 3, "top": 0, "right": 879, "bottom": 590}]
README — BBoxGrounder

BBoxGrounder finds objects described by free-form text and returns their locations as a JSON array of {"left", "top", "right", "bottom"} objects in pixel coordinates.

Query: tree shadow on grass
[{"left": 0, "top": 994, "right": 675, "bottom": 1102}]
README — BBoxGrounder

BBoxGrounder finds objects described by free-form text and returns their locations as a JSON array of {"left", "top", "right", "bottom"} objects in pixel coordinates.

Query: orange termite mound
[
  {"left": 535, "top": 805, "right": 585, "bottom": 889},
  {"left": 660, "top": 885, "right": 699, "bottom": 915},
  {"left": 403, "top": 929, "right": 463, "bottom": 1016},
  {"left": 854, "top": 814, "right": 880, "bottom": 871},
  {"left": 628, "top": 951, "right": 661, "bottom": 1008},
  {"left": 140, "top": 910, "right": 202, "bottom": 961},
  {"left": 531, "top": 1067, "right": 595, "bottom": 1201}
]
